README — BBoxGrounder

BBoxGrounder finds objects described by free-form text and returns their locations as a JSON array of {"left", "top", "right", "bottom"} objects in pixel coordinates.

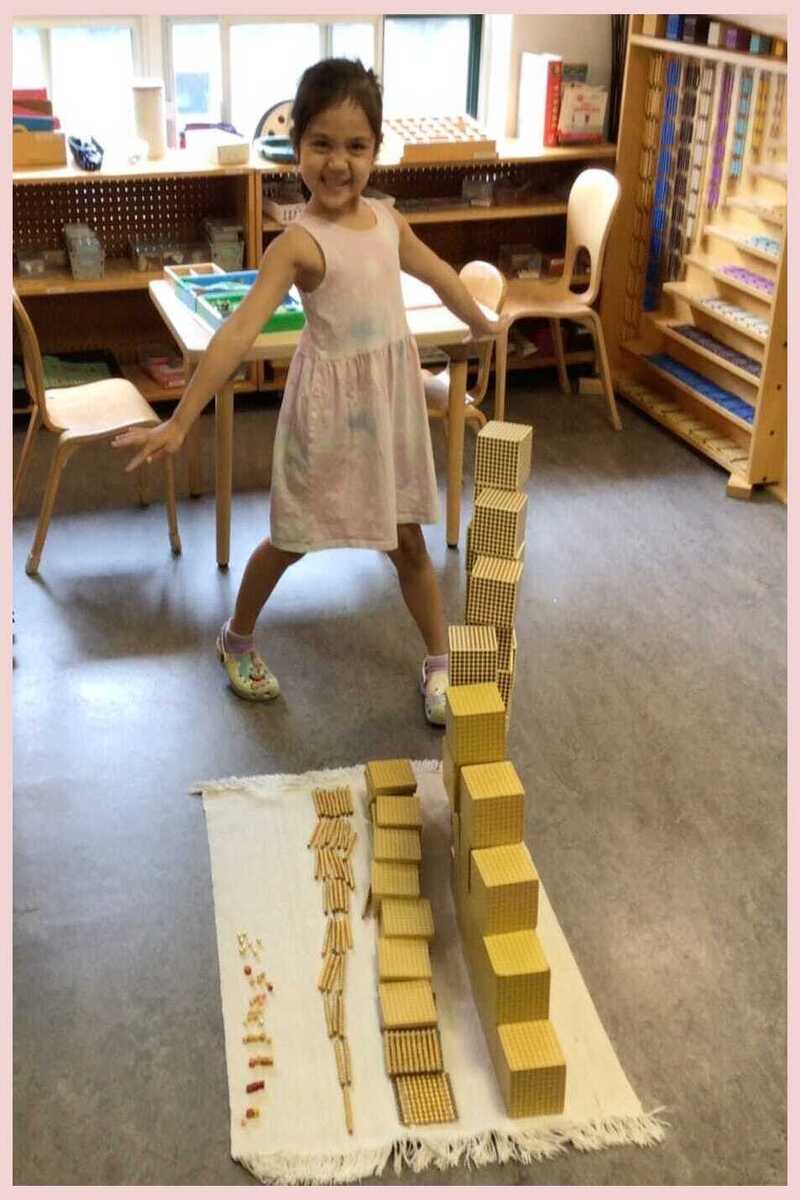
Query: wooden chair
[
  {"left": 423, "top": 260, "right": 507, "bottom": 432},
  {"left": 493, "top": 168, "right": 622, "bottom": 430},
  {"left": 12, "top": 290, "right": 181, "bottom": 575}
]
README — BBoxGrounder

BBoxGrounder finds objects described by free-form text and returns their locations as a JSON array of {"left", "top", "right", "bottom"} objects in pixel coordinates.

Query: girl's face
[{"left": 299, "top": 100, "right": 377, "bottom": 217}]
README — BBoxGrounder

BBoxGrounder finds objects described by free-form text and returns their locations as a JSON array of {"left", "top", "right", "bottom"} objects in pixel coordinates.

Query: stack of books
[
  {"left": 13, "top": 88, "right": 66, "bottom": 167},
  {"left": 517, "top": 54, "right": 607, "bottom": 147},
  {"left": 13, "top": 87, "right": 61, "bottom": 132}
]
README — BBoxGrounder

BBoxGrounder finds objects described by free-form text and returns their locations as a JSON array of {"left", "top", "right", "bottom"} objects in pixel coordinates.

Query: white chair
[
  {"left": 423, "top": 260, "right": 507, "bottom": 431},
  {"left": 13, "top": 289, "right": 181, "bottom": 575},
  {"left": 494, "top": 168, "right": 622, "bottom": 430}
]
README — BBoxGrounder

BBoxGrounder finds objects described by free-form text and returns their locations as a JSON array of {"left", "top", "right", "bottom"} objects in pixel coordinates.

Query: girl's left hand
[{"left": 463, "top": 313, "right": 512, "bottom": 343}]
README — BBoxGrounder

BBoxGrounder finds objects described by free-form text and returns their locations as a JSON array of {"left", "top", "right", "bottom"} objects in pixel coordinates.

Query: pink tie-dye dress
[{"left": 269, "top": 198, "right": 440, "bottom": 552}]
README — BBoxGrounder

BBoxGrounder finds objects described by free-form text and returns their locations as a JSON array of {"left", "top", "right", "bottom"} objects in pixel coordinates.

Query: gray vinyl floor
[{"left": 12, "top": 380, "right": 787, "bottom": 1185}]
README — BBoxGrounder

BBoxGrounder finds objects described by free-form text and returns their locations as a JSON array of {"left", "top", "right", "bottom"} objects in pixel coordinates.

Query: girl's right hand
[{"left": 111, "top": 418, "right": 186, "bottom": 472}]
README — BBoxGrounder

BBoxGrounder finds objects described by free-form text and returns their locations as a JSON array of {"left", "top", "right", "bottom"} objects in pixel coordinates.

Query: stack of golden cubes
[
  {"left": 460, "top": 420, "right": 533, "bottom": 722},
  {"left": 444, "top": 423, "right": 566, "bottom": 1119},
  {"left": 365, "top": 759, "right": 458, "bottom": 1125}
]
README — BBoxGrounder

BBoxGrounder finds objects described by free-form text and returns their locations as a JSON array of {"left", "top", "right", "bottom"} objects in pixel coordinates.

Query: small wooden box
[
  {"left": 445, "top": 682, "right": 506, "bottom": 767},
  {"left": 378, "top": 936, "right": 432, "bottom": 981},
  {"left": 466, "top": 555, "right": 523, "bottom": 630},
  {"left": 488, "top": 1019, "right": 566, "bottom": 1118},
  {"left": 13, "top": 130, "right": 67, "bottom": 169},
  {"left": 374, "top": 793, "right": 422, "bottom": 829},
  {"left": 379, "top": 978, "right": 438, "bottom": 1029},
  {"left": 371, "top": 860, "right": 420, "bottom": 908},
  {"left": 448, "top": 624, "right": 498, "bottom": 687},
  {"left": 474, "top": 928, "right": 550, "bottom": 1025},
  {"left": 380, "top": 897, "right": 435, "bottom": 940},
  {"left": 365, "top": 759, "right": 417, "bottom": 799},
  {"left": 460, "top": 761, "right": 525, "bottom": 849},
  {"left": 469, "top": 842, "right": 539, "bottom": 934},
  {"left": 374, "top": 826, "right": 422, "bottom": 864},
  {"left": 471, "top": 488, "right": 527, "bottom": 560},
  {"left": 474, "top": 420, "right": 533, "bottom": 492}
]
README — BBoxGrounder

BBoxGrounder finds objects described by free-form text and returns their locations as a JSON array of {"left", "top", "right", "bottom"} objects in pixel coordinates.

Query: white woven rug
[{"left": 195, "top": 761, "right": 666, "bottom": 1184}]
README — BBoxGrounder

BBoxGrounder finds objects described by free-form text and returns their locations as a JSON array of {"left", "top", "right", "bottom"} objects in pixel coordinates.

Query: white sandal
[{"left": 420, "top": 658, "right": 448, "bottom": 727}]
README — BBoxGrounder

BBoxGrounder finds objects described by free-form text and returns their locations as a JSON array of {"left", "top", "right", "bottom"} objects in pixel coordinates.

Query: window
[
  {"left": 12, "top": 21, "right": 139, "bottom": 151},
  {"left": 165, "top": 17, "right": 478, "bottom": 146},
  {"left": 172, "top": 23, "right": 222, "bottom": 128},
  {"left": 229, "top": 23, "right": 322, "bottom": 140},
  {"left": 382, "top": 16, "right": 481, "bottom": 117}
]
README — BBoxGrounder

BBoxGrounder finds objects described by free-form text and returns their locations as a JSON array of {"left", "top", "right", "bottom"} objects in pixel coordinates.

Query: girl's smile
[{"left": 299, "top": 100, "right": 377, "bottom": 221}]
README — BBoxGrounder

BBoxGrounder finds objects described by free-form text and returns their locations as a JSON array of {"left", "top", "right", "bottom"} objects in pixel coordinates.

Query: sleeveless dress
[{"left": 269, "top": 198, "right": 440, "bottom": 552}]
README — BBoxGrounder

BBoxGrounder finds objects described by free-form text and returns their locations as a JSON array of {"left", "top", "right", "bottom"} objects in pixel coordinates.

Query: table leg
[
  {"left": 215, "top": 384, "right": 234, "bottom": 568},
  {"left": 493, "top": 326, "right": 509, "bottom": 421},
  {"left": 446, "top": 357, "right": 467, "bottom": 548}
]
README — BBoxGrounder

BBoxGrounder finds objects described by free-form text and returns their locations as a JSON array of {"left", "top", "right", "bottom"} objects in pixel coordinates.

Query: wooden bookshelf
[{"left": 601, "top": 15, "right": 787, "bottom": 499}]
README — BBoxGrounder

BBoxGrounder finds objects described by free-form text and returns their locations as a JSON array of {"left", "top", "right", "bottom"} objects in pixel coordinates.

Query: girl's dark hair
[{"left": 291, "top": 58, "right": 383, "bottom": 152}]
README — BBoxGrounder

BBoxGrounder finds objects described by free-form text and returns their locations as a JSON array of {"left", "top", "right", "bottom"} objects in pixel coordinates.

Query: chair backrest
[
  {"left": 459, "top": 261, "right": 507, "bottom": 403},
  {"left": 13, "top": 290, "right": 57, "bottom": 430},
  {"left": 563, "top": 169, "right": 621, "bottom": 305}
]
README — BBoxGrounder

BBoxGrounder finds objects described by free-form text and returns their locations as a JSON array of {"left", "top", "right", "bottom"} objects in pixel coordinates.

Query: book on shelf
[
  {"left": 557, "top": 83, "right": 608, "bottom": 144},
  {"left": 562, "top": 62, "right": 588, "bottom": 85},
  {"left": 12, "top": 111, "right": 59, "bottom": 131},
  {"left": 518, "top": 51, "right": 562, "bottom": 147}
]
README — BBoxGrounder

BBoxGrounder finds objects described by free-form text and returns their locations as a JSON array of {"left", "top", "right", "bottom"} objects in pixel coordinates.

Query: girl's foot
[
  {"left": 216, "top": 621, "right": 280, "bottom": 702},
  {"left": 420, "top": 654, "right": 448, "bottom": 726}
]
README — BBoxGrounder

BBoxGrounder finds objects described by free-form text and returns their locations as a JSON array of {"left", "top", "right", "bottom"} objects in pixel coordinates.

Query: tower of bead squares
[{"left": 444, "top": 420, "right": 567, "bottom": 1119}]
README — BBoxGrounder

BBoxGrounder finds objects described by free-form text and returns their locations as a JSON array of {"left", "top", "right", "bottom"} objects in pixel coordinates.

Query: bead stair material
[{"left": 307, "top": 785, "right": 357, "bottom": 1134}]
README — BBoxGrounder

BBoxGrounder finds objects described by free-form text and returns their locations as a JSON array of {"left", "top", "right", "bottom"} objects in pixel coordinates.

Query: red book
[
  {"left": 543, "top": 58, "right": 562, "bottom": 147},
  {"left": 518, "top": 52, "right": 563, "bottom": 147},
  {"left": 13, "top": 88, "right": 48, "bottom": 102}
]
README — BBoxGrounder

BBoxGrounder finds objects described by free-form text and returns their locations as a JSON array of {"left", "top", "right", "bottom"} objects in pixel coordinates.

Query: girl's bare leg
[
  {"left": 385, "top": 524, "right": 447, "bottom": 655},
  {"left": 230, "top": 538, "right": 304, "bottom": 636}
]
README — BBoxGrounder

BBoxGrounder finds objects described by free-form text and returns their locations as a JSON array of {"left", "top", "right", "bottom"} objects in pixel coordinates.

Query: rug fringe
[
  {"left": 192, "top": 760, "right": 442, "bottom": 796},
  {"left": 235, "top": 1109, "right": 669, "bottom": 1184}
]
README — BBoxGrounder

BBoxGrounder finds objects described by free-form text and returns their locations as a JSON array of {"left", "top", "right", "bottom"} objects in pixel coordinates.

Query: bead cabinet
[{"left": 599, "top": 15, "right": 787, "bottom": 499}]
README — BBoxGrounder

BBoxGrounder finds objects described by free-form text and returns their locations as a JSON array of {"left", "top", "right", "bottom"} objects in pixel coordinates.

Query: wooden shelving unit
[
  {"left": 600, "top": 15, "right": 787, "bottom": 499},
  {"left": 12, "top": 142, "right": 617, "bottom": 412},
  {"left": 12, "top": 153, "right": 260, "bottom": 412}
]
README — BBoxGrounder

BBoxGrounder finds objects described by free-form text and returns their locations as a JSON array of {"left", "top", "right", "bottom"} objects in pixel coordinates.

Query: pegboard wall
[{"left": 13, "top": 174, "right": 247, "bottom": 256}]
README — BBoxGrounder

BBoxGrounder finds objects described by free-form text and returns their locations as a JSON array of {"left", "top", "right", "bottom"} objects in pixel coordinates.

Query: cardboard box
[{"left": 13, "top": 130, "right": 66, "bottom": 169}]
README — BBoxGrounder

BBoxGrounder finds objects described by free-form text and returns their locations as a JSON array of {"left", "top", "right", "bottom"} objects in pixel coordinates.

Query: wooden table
[{"left": 148, "top": 276, "right": 492, "bottom": 566}]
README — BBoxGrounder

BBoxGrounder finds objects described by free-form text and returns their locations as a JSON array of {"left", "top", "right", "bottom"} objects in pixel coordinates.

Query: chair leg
[
  {"left": 550, "top": 319, "right": 571, "bottom": 395},
  {"left": 584, "top": 310, "right": 622, "bottom": 431},
  {"left": 164, "top": 455, "right": 182, "bottom": 555},
  {"left": 493, "top": 326, "right": 510, "bottom": 422},
  {"left": 465, "top": 406, "right": 488, "bottom": 430},
  {"left": 13, "top": 407, "right": 42, "bottom": 517},
  {"left": 25, "top": 440, "right": 76, "bottom": 575}
]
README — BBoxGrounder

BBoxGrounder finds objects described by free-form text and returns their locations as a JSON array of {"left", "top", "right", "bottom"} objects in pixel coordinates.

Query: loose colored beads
[{"left": 246, "top": 1080, "right": 265, "bottom": 1094}]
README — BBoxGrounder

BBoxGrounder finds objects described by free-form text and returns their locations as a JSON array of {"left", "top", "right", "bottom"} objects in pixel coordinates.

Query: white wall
[{"left": 505, "top": 14, "right": 613, "bottom": 138}]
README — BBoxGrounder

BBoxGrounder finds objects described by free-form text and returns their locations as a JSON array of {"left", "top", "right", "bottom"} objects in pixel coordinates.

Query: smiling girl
[{"left": 113, "top": 58, "right": 508, "bottom": 725}]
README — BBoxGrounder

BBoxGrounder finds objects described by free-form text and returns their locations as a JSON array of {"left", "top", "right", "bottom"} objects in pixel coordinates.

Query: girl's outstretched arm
[
  {"left": 392, "top": 209, "right": 510, "bottom": 341},
  {"left": 113, "top": 230, "right": 303, "bottom": 471}
]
